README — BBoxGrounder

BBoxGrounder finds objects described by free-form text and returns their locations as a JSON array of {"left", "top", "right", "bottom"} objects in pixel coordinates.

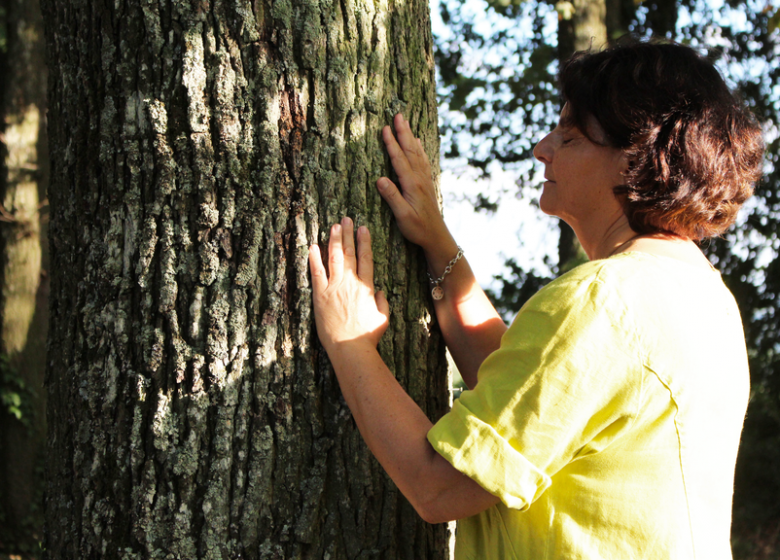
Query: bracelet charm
[{"left": 427, "top": 246, "right": 464, "bottom": 301}]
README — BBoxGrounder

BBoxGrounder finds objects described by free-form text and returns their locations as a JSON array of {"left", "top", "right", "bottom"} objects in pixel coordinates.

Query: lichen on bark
[{"left": 42, "top": 0, "right": 450, "bottom": 558}]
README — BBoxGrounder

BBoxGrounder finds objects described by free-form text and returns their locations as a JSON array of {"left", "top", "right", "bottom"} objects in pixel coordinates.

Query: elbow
[
  {"left": 414, "top": 493, "right": 457, "bottom": 525},
  {"left": 420, "top": 510, "right": 456, "bottom": 525},
  {"left": 410, "top": 473, "right": 502, "bottom": 524},
  {"left": 408, "top": 445, "right": 499, "bottom": 524},
  {"left": 416, "top": 505, "right": 447, "bottom": 525}
]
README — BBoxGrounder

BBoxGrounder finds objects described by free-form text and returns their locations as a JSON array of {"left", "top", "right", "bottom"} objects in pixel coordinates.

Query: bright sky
[
  {"left": 432, "top": 0, "right": 559, "bottom": 290},
  {"left": 440, "top": 167, "right": 558, "bottom": 290}
]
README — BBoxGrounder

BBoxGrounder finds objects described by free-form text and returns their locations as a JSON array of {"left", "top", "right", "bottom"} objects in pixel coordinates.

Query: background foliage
[{"left": 434, "top": 0, "right": 780, "bottom": 557}]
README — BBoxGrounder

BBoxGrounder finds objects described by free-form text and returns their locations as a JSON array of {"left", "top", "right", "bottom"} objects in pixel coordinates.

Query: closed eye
[{"left": 560, "top": 133, "right": 584, "bottom": 146}]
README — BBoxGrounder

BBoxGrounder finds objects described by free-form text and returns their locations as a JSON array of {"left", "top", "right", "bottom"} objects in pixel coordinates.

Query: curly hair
[{"left": 559, "top": 39, "right": 764, "bottom": 240}]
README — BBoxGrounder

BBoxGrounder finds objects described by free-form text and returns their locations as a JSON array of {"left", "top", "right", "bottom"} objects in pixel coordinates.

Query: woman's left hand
[{"left": 309, "top": 217, "right": 390, "bottom": 353}]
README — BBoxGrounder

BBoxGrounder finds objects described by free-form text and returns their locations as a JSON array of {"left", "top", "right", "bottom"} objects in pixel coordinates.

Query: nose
[{"left": 533, "top": 131, "right": 554, "bottom": 165}]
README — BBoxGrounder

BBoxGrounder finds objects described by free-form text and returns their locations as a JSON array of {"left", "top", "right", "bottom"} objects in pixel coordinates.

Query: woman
[{"left": 308, "top": 41, "right": 764, "bottom": 559}]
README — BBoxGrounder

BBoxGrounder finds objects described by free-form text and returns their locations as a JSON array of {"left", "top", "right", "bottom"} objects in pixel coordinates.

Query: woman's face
[{"left": 533, "top": 107, "right": 628, "bottom": 230}]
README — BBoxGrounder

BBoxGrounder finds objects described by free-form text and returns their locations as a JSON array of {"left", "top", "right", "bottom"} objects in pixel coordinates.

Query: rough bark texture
[
  {"left": 40, "top": 0, "right": 449, "bottom": 558},
  {"left": 0, "top": 0, "right": 48, "bottom": 553}
]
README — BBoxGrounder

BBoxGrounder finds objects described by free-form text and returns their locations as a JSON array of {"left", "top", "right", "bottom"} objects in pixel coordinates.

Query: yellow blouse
[{"left": 428, "top": 252, "right": 748, "bottom": 560}]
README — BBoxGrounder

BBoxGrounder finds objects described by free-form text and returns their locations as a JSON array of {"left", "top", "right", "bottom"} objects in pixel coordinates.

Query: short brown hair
[{"left": 560, "top": 39, "right": 764, "bottom": 240}]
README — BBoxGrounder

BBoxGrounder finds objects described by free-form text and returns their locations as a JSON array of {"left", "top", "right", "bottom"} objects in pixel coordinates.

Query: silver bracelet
[{"left": 427, "top": 246, "right": 464, "bottom": 301}]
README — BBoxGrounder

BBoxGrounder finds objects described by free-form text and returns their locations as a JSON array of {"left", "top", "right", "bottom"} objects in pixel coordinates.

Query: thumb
[
  {"left": 309, "top": 244, "right": 328, "bottom": 295},
  {"left": 375, "top": 290, "right": 390, "bottom": 320}
]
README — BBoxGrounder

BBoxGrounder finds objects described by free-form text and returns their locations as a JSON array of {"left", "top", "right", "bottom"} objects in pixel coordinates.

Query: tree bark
[
  {"left": 0, "top": 0, "right": 48, "bottom": 554},
  {"left": 40, "top": 0, "right": 449, "bottom": 558}
]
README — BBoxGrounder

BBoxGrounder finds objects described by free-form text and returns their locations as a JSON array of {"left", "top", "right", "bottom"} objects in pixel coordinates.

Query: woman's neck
[
  {"left": 573, "top": 215, "right": 639, "bottom": 261},
  {"left": 575, "top": 219, "right": 714, "bottom": 271}
]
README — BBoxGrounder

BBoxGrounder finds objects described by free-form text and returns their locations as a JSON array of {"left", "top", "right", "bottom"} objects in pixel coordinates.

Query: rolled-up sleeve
[
  {"left": 428, "top": 398, "right": 552, "bottom": 510},
  {"left": 428, "top": 271, "right": 644, "bottom": 510}
]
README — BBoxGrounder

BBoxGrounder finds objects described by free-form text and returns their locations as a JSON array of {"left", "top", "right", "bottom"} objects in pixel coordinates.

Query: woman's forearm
[
  {"left": 309, "top": 218, "right": 500, "bottom": 522},
  {"left": 423, "top": 233, "right": 508, "bottom": 389},
  {"left": 326, "top": 341, "right": 499, "bottom": 523}
]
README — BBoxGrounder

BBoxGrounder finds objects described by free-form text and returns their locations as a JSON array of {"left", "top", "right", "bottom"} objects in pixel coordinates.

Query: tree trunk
[
  {"left": 555, "top": 0, "right": 606, "bottom": 272},
  {"left": 557, "top": 0, "right": 607, "bottom": 57},
  {"left": 604, "top": 0, "right": 636, "bottom": 42},
  {"left": 0, "top": 0, "right": 48, "bottom": 554},
  {"left": 40, "top": 1, "right": 449, "bottom": 558},
  {"left": 644, "top": 0, "right": 678, "bottom": 38}
]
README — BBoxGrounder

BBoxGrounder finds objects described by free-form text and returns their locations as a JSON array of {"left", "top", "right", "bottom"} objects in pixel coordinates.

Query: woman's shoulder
[
  {"left": 543, "top": 251, "right": 725, "bottom": 295},
  {"left": 508, "top": 256, "right": 645, "bottom": 339},
  {"left": 524, "top": 253, "right": 655, "bottom": 307},
  {"left": 520, "top": 251, "right": 734, "bottom": 326}
]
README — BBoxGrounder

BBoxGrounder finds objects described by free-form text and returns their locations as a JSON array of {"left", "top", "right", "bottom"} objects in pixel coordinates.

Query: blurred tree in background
[
  {"left": 434, "top": 0, "right": 780, "bottom": 556},
  {"left": 0, "top": 0, "right": 48, "bottom": 556}
]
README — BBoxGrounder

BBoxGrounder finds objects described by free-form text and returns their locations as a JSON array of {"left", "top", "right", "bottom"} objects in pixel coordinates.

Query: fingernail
[
  {"left": 378, "top": 179, "right": 388, "bottom": 190},
  {"left": 359, "top": 226, "right": 368, "bottom": 235},
  {"left": 342, "top": 216, "right": 352, "bottom": 226}
]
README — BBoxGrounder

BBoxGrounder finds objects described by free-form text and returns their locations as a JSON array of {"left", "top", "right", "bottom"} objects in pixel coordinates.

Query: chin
[{"left": 538, "top": 189, "right": 559, "bottom": 217}]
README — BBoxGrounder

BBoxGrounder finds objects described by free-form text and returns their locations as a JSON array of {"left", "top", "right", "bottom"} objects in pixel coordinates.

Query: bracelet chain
[{"left": 427, "top": 246, "right": 464, "bottom": 300}]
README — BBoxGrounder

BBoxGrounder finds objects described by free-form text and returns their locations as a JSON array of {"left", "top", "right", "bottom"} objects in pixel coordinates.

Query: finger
[
  {"left": 395, "top": 114, "right": 424, "bottom": 168},
  {"left": 328, "top": 223, "right": 344, "bottom": 285},
  {"left": 377, "top": 177, "right": 414, "bottom": 220},
  {"left": 357, "top": 225, "right": 374, "bottom": 289},
  {"left": 341, "top": 217, "right": 357, "bottom": 273},
  {"left": 375, "top": 290, "right": 390, "bottom": 319},
  {"left": 416, "top": 138, "right": 431, "bottom": 171},
  {"left": 309, "top": 244, "right": 328, "bottom": 295},
  {"left": 382, "top": 125, "right": 414, "bottom": 181}
]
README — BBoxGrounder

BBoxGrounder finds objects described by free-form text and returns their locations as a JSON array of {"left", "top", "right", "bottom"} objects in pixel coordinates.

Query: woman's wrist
[
  {"left": 325, "top": 337, "right": 379, "bottom": 361},
  {"left": 423, "top": 233, "right": 461, "bottom": 279}
]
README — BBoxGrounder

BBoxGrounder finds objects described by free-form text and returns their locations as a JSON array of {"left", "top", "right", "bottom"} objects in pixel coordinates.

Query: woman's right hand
[
  {"left": 377, "top": 114, "right": 451, "bottom": 252},
  {"left": 378, "top": 115, "right": 506, "bottom": 388}
]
